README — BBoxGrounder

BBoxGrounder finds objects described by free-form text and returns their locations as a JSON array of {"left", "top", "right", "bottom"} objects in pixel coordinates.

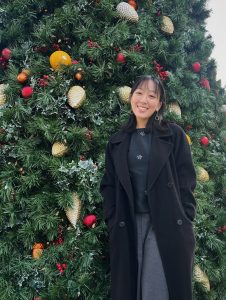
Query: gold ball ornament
[
  {"left": 67, "top": 85, "right": 86, "bottom": 109},
  {"left": 52, "top": 142, "right": 68, "bottom": 157},
  {"left": 186, "top": 134, "right": 192, "bottom": 145},
  {"left": 167, "top": 102, "right": 181, "bottom": 118},
  {"left": 65, "top": 192, "right": 82, "bottom": 228},
  {"left": 161, "top": 16, "right": 174, "bottom": 35},
  {"left": 0, "top": 84, "right": 8, "bottom": 106},
  {"left": 116, "top": 2, "right": 139, "bottom": 23},
  {"left": 50, "top": 50, "right": 72, "bottom": 70},
  {"left": 194, "top": 265, "right": 210, "bottom": 292},
  {"left": 118, "top": 86, "right": 131, "bottom": 103},
  {"left": 196, "top": 166, "right": 209, "bottom": 182}
]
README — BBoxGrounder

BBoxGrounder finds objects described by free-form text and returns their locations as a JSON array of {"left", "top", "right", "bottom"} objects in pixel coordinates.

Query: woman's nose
[{"left": 140, "top": 94, "right": 148, "bottom": 103}]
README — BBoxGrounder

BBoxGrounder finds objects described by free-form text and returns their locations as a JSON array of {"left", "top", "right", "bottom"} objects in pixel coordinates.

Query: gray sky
[{"left": 206, "top": 1, "right": 226, "bottom": 87}]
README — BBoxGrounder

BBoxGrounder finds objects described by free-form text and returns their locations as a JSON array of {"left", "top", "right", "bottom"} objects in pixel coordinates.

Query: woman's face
[{"left": 130, "top": 80, "right": 162, "bottom": 128}]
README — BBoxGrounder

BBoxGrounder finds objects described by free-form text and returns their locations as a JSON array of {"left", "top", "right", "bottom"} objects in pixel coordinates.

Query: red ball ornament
[
  {"left": 2, "top": 48, "right": 11, "bottom": 60},
  {"left": 192, "top": 61, "right": 201, "bottom": 73},
  {"left": 116, "top": 53, "right": 126, "bottom": 63},
  {"left": 21, "top": 86, "right": 33, "bottom": 99},
  {"left": 200, "top": 78, "right": 210, "bottom": 91},
  {"left": 83, "top": 214, "right": 97, "bottom": 228},
  {"left": 200, "top": 136, "right": 209, "bottom": 146}
]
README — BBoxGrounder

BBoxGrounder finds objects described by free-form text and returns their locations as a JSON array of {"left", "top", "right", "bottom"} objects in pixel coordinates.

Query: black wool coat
[{"left": 100, "top": 122, "right": 197, "bottom": 300}]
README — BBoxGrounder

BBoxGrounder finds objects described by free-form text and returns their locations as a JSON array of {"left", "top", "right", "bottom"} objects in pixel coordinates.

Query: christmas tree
[{"left": 0, "top": 0, "right": 225, "bottom": 299}]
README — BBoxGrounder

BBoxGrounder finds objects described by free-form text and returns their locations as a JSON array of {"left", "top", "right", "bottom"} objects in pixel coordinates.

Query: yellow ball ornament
[{"left": 50, "top": 50, "right": 72, "bottom": 70}]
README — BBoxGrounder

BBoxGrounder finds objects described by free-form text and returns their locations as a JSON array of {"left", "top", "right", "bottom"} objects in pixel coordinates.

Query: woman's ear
[{"left": 156, "top": 101, "right": 162, "bottom": 111}]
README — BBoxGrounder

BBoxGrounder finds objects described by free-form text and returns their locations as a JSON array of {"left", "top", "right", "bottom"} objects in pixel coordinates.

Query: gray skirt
[{"left": 136, "top": 213, "right": 169, "bottom": 300}]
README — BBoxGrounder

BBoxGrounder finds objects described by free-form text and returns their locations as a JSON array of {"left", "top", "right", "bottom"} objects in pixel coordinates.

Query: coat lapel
[
  {"left": 147, "top": 130, "right": 173, "bottom": 190},
  {"left": 111, "top": 132, "right": 135, "bottom": 213}
]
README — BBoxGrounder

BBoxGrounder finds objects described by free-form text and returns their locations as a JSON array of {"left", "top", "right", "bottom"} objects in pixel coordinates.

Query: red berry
[
  {"left": 21, "top": 86, "right": 33, "bottom": 99},
  {"left": 200, "top": 136, "right": 209, "bottom": 146},
  {"left": 116, "top": 53, "right": 126, "bottom": 63},
  {"left": 2, "top": 48, "right": 11, "bottom": 60},
  {"left": 83, "top": 214, "right": 97, "bottom": 228},
  {"left": 192, "top": 62, "right": 201, "bottom": 73},
  {"left": 52, "top": 43, "right": 60, "bottom": 51}
]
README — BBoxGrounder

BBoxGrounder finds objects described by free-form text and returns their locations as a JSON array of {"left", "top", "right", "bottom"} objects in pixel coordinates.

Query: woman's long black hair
[{"left": 121, "top": 75, "right": 167, "bottom": 133}]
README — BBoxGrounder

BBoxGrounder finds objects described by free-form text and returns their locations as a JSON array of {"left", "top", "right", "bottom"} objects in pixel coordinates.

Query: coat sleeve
[
  {"left": 99, "top": 141, "right": 116, "bottom": 223},
  {"left": 172, "top": 124, "right": 197, "bottom": 222}
]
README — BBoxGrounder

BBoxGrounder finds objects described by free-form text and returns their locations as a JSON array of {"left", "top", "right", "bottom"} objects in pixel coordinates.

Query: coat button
[
  {"left": 167, "top": 181, "right": 174, "bottom": 188},
  {"left": 177, "top": 219, "right": 183, "bottom": 225},
  {"left": 144, "top": 190, "right": 148, "bottom": 195},
  {"left": 119, "top": 221, "right": 125, "bottom": 228}
]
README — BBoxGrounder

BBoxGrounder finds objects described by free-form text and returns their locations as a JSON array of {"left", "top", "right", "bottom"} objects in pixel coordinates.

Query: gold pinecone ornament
[
  {"left": 52, "top": 142, "right": 68, "bottom": 157},
  {"left": 65, "top": 193, "right": 82, "bottom": 228},
  {"left": 67, "top": 85, "right": 86, "bottom": 109},
  {"left": 186, "top": 134, "right": 192, "bottom": 145},
  {"left": 118, "top": 86, "right": 131, "bottom": 103},
  {"left": 196, "top": 166, "right": 209, "bottom": 182},
  {"left": 0, "top": 84, "right": 8, "bottom": 106},
  {"left": 161, "top": 16, "right": 174, "bottom": 35},
  {"left": 116, "top": 2, "right": 139, "bottom": 23},
  {"left": 194, "top": 265, "right": 210, "bottom": 292},
  {"left": 167, "top": 102, "right": 181, "bottom": 118}
]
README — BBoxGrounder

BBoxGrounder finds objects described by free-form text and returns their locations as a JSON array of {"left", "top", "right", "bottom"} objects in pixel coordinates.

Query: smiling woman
[
  {"left": 100, "top": 75, "right": 197, "bottom": 300},
  {"left": 130, "top": 80, "right": 163, "bottom": 128},
  {"left": 206, "top": 0, "right": 226, "bottom": 86}
]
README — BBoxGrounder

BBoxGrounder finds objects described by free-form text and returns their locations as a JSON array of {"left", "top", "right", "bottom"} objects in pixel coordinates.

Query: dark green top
[{"left": 128, "top": 128, "right": 151, "bottom": 213}]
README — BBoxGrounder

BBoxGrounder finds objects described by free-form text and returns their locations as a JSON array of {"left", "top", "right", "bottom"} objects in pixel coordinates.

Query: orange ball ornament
[
  {"left": 17, "top": 72, "right": 28, "bottom": 83},
  {"left": 32, "top": 243, "right": 44, "bottom": 259},
  {"left": 49, "top": 50, "right": 72, "bottom": 70},
  {"left": 74, "top": 72, "right": 83, "bottom": 80}
]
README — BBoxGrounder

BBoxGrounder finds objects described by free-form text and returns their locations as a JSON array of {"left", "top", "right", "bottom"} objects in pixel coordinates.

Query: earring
[{"left": 155, "top": 111, "right": 160, "bottom": 121}]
